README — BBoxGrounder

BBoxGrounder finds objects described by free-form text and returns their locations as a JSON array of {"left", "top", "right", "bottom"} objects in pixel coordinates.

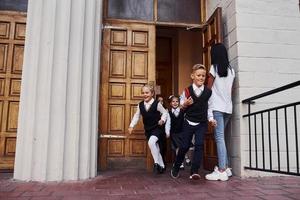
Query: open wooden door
[
  {"left": 202, "top": 7, "right": 223, "bottom": 170},
  {"left": 99, "top": 22, "right": 155, "bottom": 171}
]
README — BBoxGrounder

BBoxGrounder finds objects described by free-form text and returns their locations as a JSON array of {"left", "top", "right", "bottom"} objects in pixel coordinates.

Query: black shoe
[
  {"left": 170, "top": 165, "right": 179, "bottom": 179},
  {"left": 190, "top": 170, "right": 200, "bottom": 180},
  {"left": 159, "top": 166, "right": 166, "bottom": 174},
  {"left": 153, "top": 163, "right": 159, "bottom": 174}
]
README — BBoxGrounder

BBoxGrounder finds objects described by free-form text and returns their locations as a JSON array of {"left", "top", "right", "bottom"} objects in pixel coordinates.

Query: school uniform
[
  {"left": 139, "top": 100, "right": 164, "bottom": 140},
  {"left": 129, "top": 98, "right": 167, "bottom": 171},
  {"left": 174, "top": 84, "right": 212, "bottom": 175},
  {"left": 167, "top": 108, "right": 184, "bottom": 150}
]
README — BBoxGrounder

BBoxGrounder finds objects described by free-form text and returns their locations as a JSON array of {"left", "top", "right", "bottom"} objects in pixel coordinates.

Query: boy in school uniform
[{"left": 170, "top": 64, "right": 216, "bottom": 180}]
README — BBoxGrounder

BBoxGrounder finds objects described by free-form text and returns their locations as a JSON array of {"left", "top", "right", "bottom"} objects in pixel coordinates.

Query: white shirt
[
  {"left": 129, "top": 98, "right": 168, "bottom": 128},
  {"left": 209, "top": 65, "right": 235, "bottom": 114},
  {"left": 179, "top": 83, "right": 214, "bottom": 125}
]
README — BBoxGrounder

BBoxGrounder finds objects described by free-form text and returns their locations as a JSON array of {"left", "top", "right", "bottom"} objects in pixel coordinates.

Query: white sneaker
[
  {"left": 205, "top": 168, "right": 228, "bottom": 181},
  {"left": 213, "top": 166, "right": 232, "bottom": 177},
  {"left": 225, "top": 168, "right": 232, "bottom": 177}
]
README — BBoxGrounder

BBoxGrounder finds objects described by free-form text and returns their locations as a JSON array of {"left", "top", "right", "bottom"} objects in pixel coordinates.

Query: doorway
[
  {"left": 98, "top": 8, "right": 223, "bottom": 172},
  {"left": 155, "top": 26, "right": 203, "bottom": 166}
]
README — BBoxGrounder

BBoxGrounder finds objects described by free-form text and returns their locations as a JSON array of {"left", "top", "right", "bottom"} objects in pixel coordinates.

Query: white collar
[
  {"left": 144, "top": 98, "right": 154, "bottom": 105},
  {"left": 192, "top": 83, "right": 204, "bottom": 91},
  {"left": 172, "top": 107, "right": 180, "bottom": 113}
]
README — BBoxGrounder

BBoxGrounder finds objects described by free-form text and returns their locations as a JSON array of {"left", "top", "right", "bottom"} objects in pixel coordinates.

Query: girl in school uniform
[
  {"left": 128, "top": 84, "right": 168, "bottom": 174},
  {"left": 165, "top": 95, "right": 185, "bottom": 169}
]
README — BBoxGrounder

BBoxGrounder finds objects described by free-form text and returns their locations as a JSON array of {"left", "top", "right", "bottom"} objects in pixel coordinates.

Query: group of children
[{"left": 128, "top": 43, "right": 235, "bottom": 181}]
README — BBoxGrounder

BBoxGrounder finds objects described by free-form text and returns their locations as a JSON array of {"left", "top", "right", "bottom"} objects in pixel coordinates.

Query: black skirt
[{"left": 145, "top": 127, "right": 164, "bottom": 140}]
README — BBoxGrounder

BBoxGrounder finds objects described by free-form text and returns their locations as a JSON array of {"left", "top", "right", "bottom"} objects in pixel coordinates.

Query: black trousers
[{"left": 173, "top": 120, "right": 208, "bottom": 173}]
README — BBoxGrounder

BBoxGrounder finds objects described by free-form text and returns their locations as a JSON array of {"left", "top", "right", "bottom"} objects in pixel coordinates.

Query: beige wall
[{"left": 177, "top": 30, "right": 202, "bottom": 94}]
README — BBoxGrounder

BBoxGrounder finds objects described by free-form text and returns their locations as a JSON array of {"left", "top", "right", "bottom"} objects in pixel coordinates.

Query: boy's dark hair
[{"left": 210, "top": 43, "right": 231, "bottom": 77}]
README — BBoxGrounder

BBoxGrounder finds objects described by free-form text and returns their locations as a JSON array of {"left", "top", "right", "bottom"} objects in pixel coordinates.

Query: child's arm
[
  {"left": 157, "top": 103, "right": 168, "bottom": 125},
  {"left": 165, "top": 113, "right": 171, "bottom": 138},
  {"left": 208, "top": 97, "right": 217, "bottom": 127},
  {"left": 128, "top": 105, "right": 141, "bottom": 134}
]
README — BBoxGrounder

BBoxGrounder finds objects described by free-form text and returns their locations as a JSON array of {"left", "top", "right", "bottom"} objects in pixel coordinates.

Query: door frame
[{"left": 98, "top": 7, "right": 223, "bottom": 171}]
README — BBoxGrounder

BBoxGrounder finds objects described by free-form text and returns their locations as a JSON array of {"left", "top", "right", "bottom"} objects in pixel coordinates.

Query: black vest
[
  {"left": 139, "top": 100, "right": 161, "bottom": 132},
  {"left": 185, "top": 85, "right": 212, "bottom": 123},
  {"left": 169, "top": 109, "right": 184, "bottom": 134}
]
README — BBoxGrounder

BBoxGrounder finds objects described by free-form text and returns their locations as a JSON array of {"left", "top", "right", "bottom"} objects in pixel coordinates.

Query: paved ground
[{"left": 1, "top": 168, "right": 300, "bottom": 200}]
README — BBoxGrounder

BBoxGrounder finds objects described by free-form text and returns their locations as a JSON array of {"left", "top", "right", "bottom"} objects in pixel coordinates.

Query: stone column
[{"left": 13, "top": 0, "right": 102, "bottom": 181}]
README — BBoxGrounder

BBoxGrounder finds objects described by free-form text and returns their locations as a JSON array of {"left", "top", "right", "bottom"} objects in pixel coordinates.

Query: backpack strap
[{"left": 184, "top": 87, "right": 190, "bottom": 99}]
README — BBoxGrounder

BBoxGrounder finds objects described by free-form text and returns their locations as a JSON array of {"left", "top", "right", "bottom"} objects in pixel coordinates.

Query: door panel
[
  {"left": 99, "top": 22, "right": 155, "bottom": 170},
  {"left": 202, "top": 7, "right": 223, "bottom": 170},
  {"left": 0, "top": 12, "right": 26, "bottom": 170}
]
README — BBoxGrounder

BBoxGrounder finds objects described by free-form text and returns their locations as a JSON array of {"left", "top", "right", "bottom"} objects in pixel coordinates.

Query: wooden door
[
  {"left": 99, "top": 22, "right": 155, "bottom": 171},
  {"left": 0, "top": 12, "right": 26, "bottom": 170},
  {"left": 202, "top": 7, "right": 223, "bottom": 170}
]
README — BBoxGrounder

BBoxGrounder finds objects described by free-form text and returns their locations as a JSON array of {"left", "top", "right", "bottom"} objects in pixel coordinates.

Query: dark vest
[
  {"left": 169, "top": 109, "right": 184, "bottom": 134},
  {"left": 185, "top": 85, "right": 212, "bottom": 123},
  {"left": 139, "top": 100, "right": 161, "bottom": 132}
]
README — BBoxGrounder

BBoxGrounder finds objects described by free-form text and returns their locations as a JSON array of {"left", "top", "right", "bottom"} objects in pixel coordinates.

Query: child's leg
[
  {"left": 174, "top": 122, "right": 194, "bottom": 169},
  {"left": 191, "top": 122, "right": 208, "bottom": 174},
  {"left": 155, "top": 142, "right": 165, "bottom": 168},
  {"left": 148, "top": 136, "right": 164, "bottom": 167},
  {"left": 158, "top": 132, "right": 166, "bottom": 165}
]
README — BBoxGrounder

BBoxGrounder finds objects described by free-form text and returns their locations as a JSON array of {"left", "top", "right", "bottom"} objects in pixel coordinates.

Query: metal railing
[{"left": 242, "top": 80, "right": 300, "bottom": 176}]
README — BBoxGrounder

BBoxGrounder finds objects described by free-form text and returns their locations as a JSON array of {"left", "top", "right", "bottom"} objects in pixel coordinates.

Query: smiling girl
[{"left": 128, "top": 84, "right": 168, "bottom": 174}]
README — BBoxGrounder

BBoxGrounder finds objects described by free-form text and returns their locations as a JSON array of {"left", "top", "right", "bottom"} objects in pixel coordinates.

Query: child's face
[
  {"left": 191, "top": 68, "right": 206, "bottom": 87},
  {"left": 170, "top": 98, "right": 179, "bottom": 109},
  {"left": 142, "top": 87, "right": 153, "bottom": 102}
]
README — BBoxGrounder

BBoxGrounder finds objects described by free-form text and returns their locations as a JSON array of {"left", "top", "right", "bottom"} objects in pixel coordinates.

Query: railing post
[
  {"left": 268, "top": 111, "right": 272, "bottom": 170},
  {"left": 284, "top": 108, "right": 290, "bottom": 172},
  {"left": 294, "top": 105, "right": 299, "bottom": 174},
  {"left": 261, "top": 113, "right": 265, "bottom": 170},
  {"left": 254, "top": 114, "right": 258, "bottom": 169},
  {"left": 248, "top": 103, "right": 252, "bottom": 168},
  {"left": 276, "top": 109, "right": 280, "bottom": 171}
]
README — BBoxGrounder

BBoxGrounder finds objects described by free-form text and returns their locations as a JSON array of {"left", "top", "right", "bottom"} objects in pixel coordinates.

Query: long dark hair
[{"left": 210, "top": 43, "right": 231, "bottom": 77}]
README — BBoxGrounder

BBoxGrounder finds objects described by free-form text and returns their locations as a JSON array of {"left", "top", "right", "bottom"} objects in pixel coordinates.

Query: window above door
[
  {"left": 157, "top": 0, "right": 201, "bottom": 24},
  {"left": 105, "top": 0, "right": 205, "bottom": 25}
]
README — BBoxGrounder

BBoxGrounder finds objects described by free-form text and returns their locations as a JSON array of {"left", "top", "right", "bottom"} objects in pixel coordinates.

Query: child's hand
[
  {"left": 209, "top": 119, "right": 217, "bottom": 127},
  {"left": 128, "top": 127, "right": 133, "bottom": 134},
  {"left": 183, "top": 96, "right": 193, "bottom": 107},
  {"left": 158, "top": 119, "right": 165, "bottom": 126}
]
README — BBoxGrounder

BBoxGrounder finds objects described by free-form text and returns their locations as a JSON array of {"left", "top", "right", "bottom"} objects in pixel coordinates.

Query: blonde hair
[
  {"left": 142, "top": 84, "right": 155, "bottom": 94},
  {"left": 192, "top": 64, "right": 206, "bottom": 73}
]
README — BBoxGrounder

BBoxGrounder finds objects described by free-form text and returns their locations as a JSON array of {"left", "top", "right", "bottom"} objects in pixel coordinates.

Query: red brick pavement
[{"left": 1, "top": 169, "right": 300, "bottom": 200}]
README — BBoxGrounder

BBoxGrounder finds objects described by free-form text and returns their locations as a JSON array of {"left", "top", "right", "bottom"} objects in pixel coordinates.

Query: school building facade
[{"left": 0, "top": 0, "right": 299, "bottom": 181}]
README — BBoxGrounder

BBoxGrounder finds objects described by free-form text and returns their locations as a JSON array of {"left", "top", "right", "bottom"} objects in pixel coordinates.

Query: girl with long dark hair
[{"left": 206, "top": 43, "right": 235, "bottom": 181}]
